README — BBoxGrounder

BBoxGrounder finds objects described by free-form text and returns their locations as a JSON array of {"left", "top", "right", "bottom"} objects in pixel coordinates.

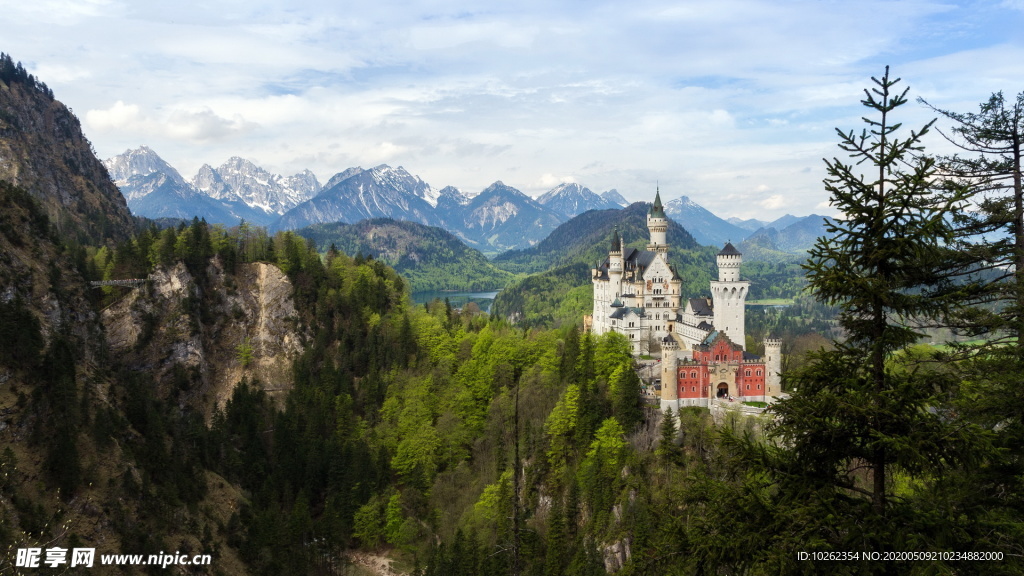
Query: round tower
[
  {"left": 716, "top": 242, "right": 741, "bottom": 282},
  {"left": 660, "top": 335, "right": 679, "bottom": 411},
  {"left": 647, "top": 189, "right": 668, "bottom": 252},
  {"left": 763, "top": 338, "right": 782, "bottom": 400},
  {"left": 608, "top": 226, "right": 624, "bottom": 290},
  {"left": 710, "top": 242, "right": 750, "bottom": 348}
]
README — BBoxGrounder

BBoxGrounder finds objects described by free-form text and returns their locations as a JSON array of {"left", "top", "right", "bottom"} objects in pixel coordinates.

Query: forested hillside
[
  {"left": 492, "top": 202, "right": 702, "bottom": 275},
  {"left": 295, "top": 218, "right": 514, "bottom": 292}
]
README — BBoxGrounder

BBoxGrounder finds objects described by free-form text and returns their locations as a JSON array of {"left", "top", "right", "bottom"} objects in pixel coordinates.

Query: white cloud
[
  {"left": 759, "top": 194, "right": 786, "bottom": 210},
  {"left": 6, "top": 0, "right": 1024, "bottom": 220},
  {"left": 85, "top": 101, "right": 144, "bottom": 131},
  {"left": 86, "top": 101, "right": 255, "bottom": 143},
  {"left": 165, "top": 108, "right": 256, "bottom": 141},
  {"left": 537, "top": 173, "right": 575, "bottom": 188}
]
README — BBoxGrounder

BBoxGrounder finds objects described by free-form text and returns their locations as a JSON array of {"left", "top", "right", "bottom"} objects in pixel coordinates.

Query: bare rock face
[
  {"left": 602, "top": 537, "right": 632, "bottom": 573},
  {"left": 102, "top": 260, "right": 305, "bottom": 415},
  {"left": 0, "top": 72, "right": 134, "bottom": 243}
]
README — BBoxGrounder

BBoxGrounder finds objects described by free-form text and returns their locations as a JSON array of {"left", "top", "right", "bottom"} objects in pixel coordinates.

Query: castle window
[
  {"left": 746, "top": 384, "right": 749, "bottom": 390},
  {"left": 757, "top": 384, "right": 761, "bottom": 390},
  {"left": 757, "top": 370, "right": 762, "bottom": 376},
  {"left": 691, "top": 386, "right": 695, "bottom": 392},
  {"left": 745, "top": 370, "right": 751, "bottom": 377}
]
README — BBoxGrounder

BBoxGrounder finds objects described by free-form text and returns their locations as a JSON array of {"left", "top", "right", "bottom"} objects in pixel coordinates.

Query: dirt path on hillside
[{"left": 345, "top": 551, "right": 407, "bottom": 576}]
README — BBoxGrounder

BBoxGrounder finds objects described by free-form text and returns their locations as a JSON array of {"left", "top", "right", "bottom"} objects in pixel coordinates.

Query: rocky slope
[
  {"left": 0, "top": 55, "right": 134, "bottom": 243},
  {"left": 536, "top": 182, "right": 622, "bottom": 218},
  {"left": 102, "top": 259, "right": 306, "bottom": 411},
  {"left": 275, "top": 164, "right": 441, "bottom": 231},
  {"left": 446, "top": 181, "right": 564, "bottom": 253},
  {"left": 192, "top": 156, "right": 320, "bottom": 216}
]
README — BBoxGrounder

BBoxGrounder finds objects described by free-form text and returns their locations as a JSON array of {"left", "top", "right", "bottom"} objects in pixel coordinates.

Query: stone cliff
[{"left": 102, "top": 259, "right": 306, "bottom": 413}]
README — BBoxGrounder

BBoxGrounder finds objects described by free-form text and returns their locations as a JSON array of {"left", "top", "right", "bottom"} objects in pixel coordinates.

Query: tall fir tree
[
  {"left": 920, "top": 91, "right": 1024, "bottom": 343},
  {"left": 919, "top": 90, "right": 1024, "bottom": 568},
  {"left": 691, "top": 68, "right": 993, "bottom": 574}
]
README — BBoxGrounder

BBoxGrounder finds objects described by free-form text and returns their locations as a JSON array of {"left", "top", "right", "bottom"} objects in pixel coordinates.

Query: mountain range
[
  {"left": 104, "top": 146, "right": 825, "bottom": 254},
  {"left": 740, "top": 215, "right": 830, "bottom": 255},
  {"left": 105, "top": 147, "right": 635, "bottom": 253}
]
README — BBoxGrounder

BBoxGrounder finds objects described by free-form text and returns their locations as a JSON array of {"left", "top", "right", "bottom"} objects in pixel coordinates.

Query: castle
[{"left": 589, "top": 192, "right": 782, "bottom": 410}]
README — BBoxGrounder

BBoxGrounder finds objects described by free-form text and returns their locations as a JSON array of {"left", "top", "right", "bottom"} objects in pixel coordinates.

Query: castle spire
[
  {"left": 650, "top": 187, "right": 666, "bottom": 219},
  {"left": 610, "top": 226, "right": 622, "bottom": 252}
]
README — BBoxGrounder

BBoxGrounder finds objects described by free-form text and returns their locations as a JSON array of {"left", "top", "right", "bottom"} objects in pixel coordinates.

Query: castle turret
[
  {"left": 764, "top": 338, "right": 782, "bottom": 400},
  {"left": 660, "top": 335, "right": 679, "bottom": 411},
  {"left": 710, "top": 242, "right": 750, "bottom": 348},
  {"left": 647, "top": 189, "right": 668, "bottom": 252},
  {"left": 608, "top": 226, "right": 624, "bottom": 289}
]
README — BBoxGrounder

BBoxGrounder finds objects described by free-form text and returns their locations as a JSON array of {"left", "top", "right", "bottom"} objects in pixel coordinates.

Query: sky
[{"left": 2, "top": 0, "right": 1023, "bottom": 221}]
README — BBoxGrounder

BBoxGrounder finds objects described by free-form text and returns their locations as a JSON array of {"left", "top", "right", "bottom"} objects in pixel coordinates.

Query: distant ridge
[
  {"left": 492, "top": 202, "right": 701, "bottom": 275},
  {"left": 294, "top": 218, "right": 513, "bottom": 292},
  {"left": 663, "top": 195, "right": 749, "bottom": 247},
  {"left": 536, "top": 182, "right": 623, "bottom": 218}
]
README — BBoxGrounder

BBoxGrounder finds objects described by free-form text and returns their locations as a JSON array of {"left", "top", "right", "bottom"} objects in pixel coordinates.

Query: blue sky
[{"left": 2, "top": 0, "right": 1023, "bottom": 219}]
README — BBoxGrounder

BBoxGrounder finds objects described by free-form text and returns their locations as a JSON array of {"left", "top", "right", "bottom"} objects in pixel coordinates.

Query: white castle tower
[
  {"left": 764, "top": 338, "right": 782, "bottom": 400},
  {"left": 646, "top": 189, "right": 668, "bottom": 253},
  {"left": 709, "top": 243, "right": 749, "bottom": 348},
  {"left": 608, "top": 226, "right": 624, "bottom": 290}
]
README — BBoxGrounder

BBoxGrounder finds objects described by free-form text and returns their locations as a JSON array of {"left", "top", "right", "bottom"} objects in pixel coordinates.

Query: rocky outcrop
[
  {"left": 0, "top": 67, "right": 134, "bottom": 243},
  {"left": 102, "top": 260, "right": 305, "bottom": 414},
  {"left": 602, "top": 537, "right": 632, "bottom": 573}
]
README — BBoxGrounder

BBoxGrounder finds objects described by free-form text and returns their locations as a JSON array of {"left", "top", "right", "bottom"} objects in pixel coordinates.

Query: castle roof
[
  {"left": 610, "top": 226, "right": 622, "bottom": 252},
  {"left": 701, "top": 330, "right": 720, "bottom": 346},
  {"left": 614, "top": 248, "right": 659, "bottom": 277},
  {"left": 609, "top": 306, "right": 645, "bottom": 320},
  {"left": 650, "top": 189, "right": 666, "bottom": 219},
  {"left": 633, "top": 250, "right": 658, "bottom": 268},
  {"left": 718, "top": 242, "right": 742, "bottom": 256},
  {"left": 611, "top": 297, "right": 624, "bottom": 307},
  {"left": 742, "top": 351, "right": 762, "bottom": 361},
  {"left": 688, "top": 298, "right": 714, "bottom": 317},
  {"left": 697, "top": 330, "right": 743, "bottom": 351}
]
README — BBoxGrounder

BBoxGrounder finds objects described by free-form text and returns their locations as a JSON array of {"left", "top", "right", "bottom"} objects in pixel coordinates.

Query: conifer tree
[
  {"left": 919, "top": 91, "right": 1024, "bottom": 565},
  {"left": 791, "top": 65, "right": 964, "bottom": 514},
  {"left": 694, "top": 68, "right": 992, "bottom": 573},
  {"left": 655, "top": 407, "right": 680, "bottom": 465},
  {"left": 920, "top": 91, "right": 1024, "bottom": 343}
]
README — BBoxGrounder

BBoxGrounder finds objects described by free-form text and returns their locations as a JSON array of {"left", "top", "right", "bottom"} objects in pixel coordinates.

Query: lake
[{"left": 411, "top": 290, "right": 501, "bottom": 313}]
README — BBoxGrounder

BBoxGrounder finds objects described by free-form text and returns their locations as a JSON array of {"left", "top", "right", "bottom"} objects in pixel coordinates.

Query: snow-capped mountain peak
[
  {"left": 104, "top": 146, "right": 187, "bottom": 189},
  {"left": 600, "top": 189, "right": 629, "bottom": 207},
  {"left": 190, "top": 157, "right": 320, "bottom": 215},
  {"left": 536, "top": 182, "right": 620, "bottom": 218}
]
